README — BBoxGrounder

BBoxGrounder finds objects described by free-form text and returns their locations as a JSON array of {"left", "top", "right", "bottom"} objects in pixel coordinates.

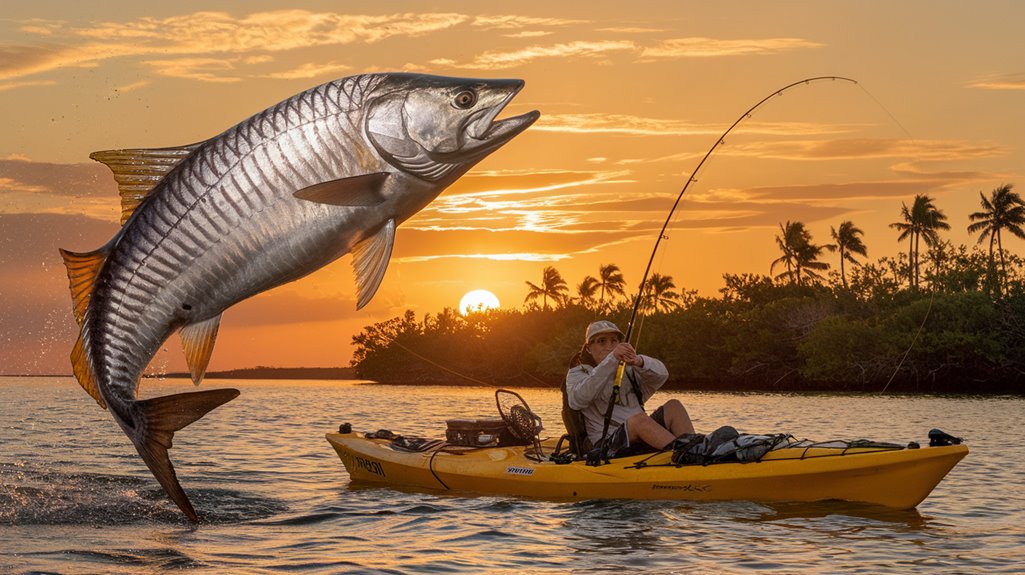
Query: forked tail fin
[{"left": 131, "top": 388, "right": 240, "bottom": 522}]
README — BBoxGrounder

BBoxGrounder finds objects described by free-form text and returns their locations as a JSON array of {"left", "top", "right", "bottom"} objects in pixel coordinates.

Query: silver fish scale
[{"left": 90, "top": 80, "right": 381, "bottom": 396}]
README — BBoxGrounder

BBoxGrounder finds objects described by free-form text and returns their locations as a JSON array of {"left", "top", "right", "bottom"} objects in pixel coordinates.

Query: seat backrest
[{"left": 560, "top": 379, "right": 592, "bottom": 457}]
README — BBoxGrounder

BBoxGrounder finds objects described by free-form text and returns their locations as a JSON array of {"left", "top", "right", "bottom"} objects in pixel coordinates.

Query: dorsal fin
[
  {"left": 59, "top": 247, "right": 109, "bottom": 325},
  {"left": 90, "top": 144, "right": 203, "bottom": 224},
  {"left": 179, "top": 314, "right": 222, "bottom": 386},
  {"left": 351, "top": 218, "right": 396, "bottom": 309}
]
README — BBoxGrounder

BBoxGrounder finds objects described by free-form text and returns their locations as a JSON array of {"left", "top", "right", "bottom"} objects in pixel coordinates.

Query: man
[{"left": 566, "top": 320, "right": 695, "bottom": 454}]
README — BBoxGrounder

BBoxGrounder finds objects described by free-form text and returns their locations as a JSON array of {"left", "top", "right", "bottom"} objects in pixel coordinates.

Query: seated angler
[{"left": 565, "top": 320, "right": 695, "bottom": 455}]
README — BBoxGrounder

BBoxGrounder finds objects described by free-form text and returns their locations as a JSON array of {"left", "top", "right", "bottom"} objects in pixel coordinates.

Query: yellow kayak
[{"left": 326, "top": 428, "right": 968, "bottom": 509}]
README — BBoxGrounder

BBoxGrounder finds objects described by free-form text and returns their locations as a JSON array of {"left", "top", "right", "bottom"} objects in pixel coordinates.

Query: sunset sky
[{"left": 2, "top": 1, "right": 1024, "bottom": 375}]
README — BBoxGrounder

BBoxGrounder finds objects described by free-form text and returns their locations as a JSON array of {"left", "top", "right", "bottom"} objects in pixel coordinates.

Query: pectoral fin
[
  {"left": 180, "top": 314, "right": 222, "bottom": 386},
  {"left": 90, "top": 144, "right": 203, "bottom": 224},
  {"left": 351, "top": 218, "right": 396, "bottom": 309},
  {"left": 293, "top": 173, "right": 389, "bottom": 207}
]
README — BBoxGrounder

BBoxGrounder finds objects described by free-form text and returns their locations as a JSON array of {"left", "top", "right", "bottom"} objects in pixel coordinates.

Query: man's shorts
[{"left": 603, "top": 404, "right": 667, "bottom": 457}]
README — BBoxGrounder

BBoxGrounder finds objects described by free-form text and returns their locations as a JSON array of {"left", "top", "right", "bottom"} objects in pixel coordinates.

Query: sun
[{"left": 459, "top": 289, "right": 501, "bottom": 315}]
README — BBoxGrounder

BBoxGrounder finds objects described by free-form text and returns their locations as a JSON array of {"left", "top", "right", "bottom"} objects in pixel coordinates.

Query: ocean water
[{"left": 1, "top": 376, "right": 1022, "bottom": 574}]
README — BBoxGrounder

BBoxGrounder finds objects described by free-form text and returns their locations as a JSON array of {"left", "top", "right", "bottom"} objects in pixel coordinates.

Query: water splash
[{"left": 0, "top": 462, "right": 286, "bottom": 525}]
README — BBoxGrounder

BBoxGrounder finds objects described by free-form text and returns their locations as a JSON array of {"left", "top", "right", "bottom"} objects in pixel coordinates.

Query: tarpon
[{"left": 59, "top": 73, "right": 538, "bottom": 522}]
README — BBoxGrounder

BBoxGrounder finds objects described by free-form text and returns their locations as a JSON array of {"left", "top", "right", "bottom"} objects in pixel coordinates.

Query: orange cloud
[
  {"left": 455, "top": 40, "right": 636, "bottom": 69},
  {"left": 0, "top": 159, "right": 119, "bottom": 220},
  {"left": 967, "top": 74, "right": 1025, "bottom": 90},
  {"left": 719, "top": 138, "right": 1007, "bottom": 162},
  {"left": 2, "top": 10, "right": 469, "bottom": 83},
  {"left": 470, "top": 15, "right": 587, "bottom": 29},
  {"left": 392, "top": 227, "right": 636, "bottom": 262},
  {"left": 535, "top": 114, "right": 859, "bottom": 137},
  {"left": 639, "top": 37, "right": 823, "bottom": 59},
  {"left": 143, "top": 57, "right": 242, "bottom": 83}
]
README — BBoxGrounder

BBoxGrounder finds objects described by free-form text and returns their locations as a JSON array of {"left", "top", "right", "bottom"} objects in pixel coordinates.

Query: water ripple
[{"left": 3, "top": 378, "right": 1024, "bottom": 574}]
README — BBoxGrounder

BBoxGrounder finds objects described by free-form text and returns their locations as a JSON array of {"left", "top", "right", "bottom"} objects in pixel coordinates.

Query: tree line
[{"left": 351, "top": 187, "right": 1025, "bottom": 394}]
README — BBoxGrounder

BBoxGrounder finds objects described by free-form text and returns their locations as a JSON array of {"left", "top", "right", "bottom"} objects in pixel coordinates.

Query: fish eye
[{"left": 453, "top": 90, "right": 477, "bottom": 109}]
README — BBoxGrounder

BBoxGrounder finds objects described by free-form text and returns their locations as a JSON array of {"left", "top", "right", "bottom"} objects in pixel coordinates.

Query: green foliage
[{"left": 352, "top": 240, "right": 1025, "bottom": 393}]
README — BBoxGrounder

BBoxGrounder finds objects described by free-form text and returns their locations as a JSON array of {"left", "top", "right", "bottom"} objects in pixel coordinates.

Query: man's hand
[{"left": 612, "top": 343, "right": 643, "bottom": 367}]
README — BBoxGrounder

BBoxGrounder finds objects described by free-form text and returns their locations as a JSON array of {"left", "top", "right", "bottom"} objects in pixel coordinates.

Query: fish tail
[{"left": 130, "top": 388, "right": 240, "bottom": 522}]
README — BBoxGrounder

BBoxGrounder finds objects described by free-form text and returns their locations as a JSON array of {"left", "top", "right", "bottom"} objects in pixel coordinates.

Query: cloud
[
  {"left": 441, "top": 35, "right": 823, "bottom": 70},
  {"left": 595, "top": 27, "right": 666, "bottom": 34},
  {"left": 457, "top": 40, "right": 636, "bottom": 69},
  {"left": 143, "top": 57, "right": 242, "bottom": 83},
  {"left": 503, "top": 31, "right": 553, "bottom": 39},
  {"left": 2, "top": 10, "right": 470, "bottom": 83},
  {"left": 471, "top": 15, "right": 587, "bottom": 29},
  {"left": 4, "top": 11, "right": 825, "bottom": 84},
  {"left": 535, "top": 114, "right": 859, "bottom": 137},
  {"left": 440, "top": 169, "right": 632, "bottom": 199},
  {"left": 223, "top": 289, "right": 364, "bottom": 327},
  {"left": 392, "top": 227, "right": 635, "bottom": 262},
  {"left": 535, "top": 113, "right": 719, "bottom": 136},
  {"left": 639, "top": 37, "right": 823, "bottom": 59},
  {"left": 263, "top": 61, "right": 354, "bottom": 80},
  {"left": 719, "top": 138, "right": 1007, "bottom": 162},
  {"left": 0, "top": 158, "right": 119, "bottom": 220},
  {"left": 0, "top": 79, "right": 56, "bottom": 92},
  {"left": 967, "top": 73, "right": 1025, "bottom": 90},
  {"left": 740, "top": 180, "right": 950, "bottom": 201},
  {"left": 76, "top": 10, "right": 466, "bottom": 52}
]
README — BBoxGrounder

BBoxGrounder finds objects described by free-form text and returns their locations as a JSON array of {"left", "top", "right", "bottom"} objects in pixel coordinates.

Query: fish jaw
[{"left": 365, "top": 74, "right": 539, "bottom": 184}]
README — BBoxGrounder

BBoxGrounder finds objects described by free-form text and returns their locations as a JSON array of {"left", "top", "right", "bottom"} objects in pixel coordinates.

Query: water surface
[{"left": 1, "top": 377, "right": 1021, "bottom": 574}]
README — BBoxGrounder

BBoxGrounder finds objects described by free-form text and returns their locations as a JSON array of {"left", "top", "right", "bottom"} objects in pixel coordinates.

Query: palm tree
[
  {"left": 641, "top": 273, "right": 680, "bottom": 313},
  {"left": 524, "top": 266, "right": 568, "bottom": 311},
  {"left": 890, "top": 194, "right": 949, "bottom": 289},
  {"left": 596, "top": 263, "right": 626, "bottom": 311},
  {"left": 576, "top": 276, "right": 601, "bottom": 309},
  {"left": 968, "top": 183, "right": 1025, "bottom": 296},
  {"left": 771, "top": 221, "right": 829, "bottom": 286},
  {"left": 771, "top": 221, "right": 800, "bottom": 284},
  {"left": 827, "top": 221, "right": 868, "bottom": 289},
  {"left": 919, "top": 198, "right": 950, "bottom": 287},
  {"left": 890, "top": 203, "right": 915, "bottom": 287}
]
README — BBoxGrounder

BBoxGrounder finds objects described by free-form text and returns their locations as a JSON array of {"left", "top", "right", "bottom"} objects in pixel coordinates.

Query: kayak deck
[{"left": 326, "top": 431, "right": 968, "bottom": 509}]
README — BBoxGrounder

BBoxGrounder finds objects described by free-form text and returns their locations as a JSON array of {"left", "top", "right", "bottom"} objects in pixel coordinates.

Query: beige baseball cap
[{"left": 585, "top": 320, "right": 624, "bottom": 343}]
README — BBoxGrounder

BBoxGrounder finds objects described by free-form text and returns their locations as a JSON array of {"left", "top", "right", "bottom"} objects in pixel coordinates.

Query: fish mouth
[
  {"left": 443, "top": 84, "right": 540, "bottom": 162},
  {"left": 466, "top": 84, "right": 540, "bottom": 142}
]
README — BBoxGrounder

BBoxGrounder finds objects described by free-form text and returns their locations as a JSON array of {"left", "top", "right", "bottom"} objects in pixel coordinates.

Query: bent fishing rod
[{"left": 591, "top": 76, "right": 859, "bottom": 465}]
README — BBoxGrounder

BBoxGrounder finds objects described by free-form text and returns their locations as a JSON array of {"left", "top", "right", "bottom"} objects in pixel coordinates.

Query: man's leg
[
  {"left": 626, "top": 412, "right": 675, "bottom": 450},
  {"left": 660, "top": 399, "right": 695, "bottom": 436}
]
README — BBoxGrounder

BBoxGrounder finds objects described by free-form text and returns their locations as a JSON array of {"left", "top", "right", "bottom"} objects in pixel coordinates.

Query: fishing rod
[{"left": 592, "top": 76, "right": 859, "bottom": 465}]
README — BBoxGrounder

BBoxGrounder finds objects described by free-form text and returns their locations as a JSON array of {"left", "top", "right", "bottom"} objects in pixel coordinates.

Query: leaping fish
[{"left": 59, "top": 73, "right": 539, "bottom": 522}]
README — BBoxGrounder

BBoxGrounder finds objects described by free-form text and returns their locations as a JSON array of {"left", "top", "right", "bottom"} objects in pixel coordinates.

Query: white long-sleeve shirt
[{"left": 565, "top": 353, "right": 669, "bottom": 446}]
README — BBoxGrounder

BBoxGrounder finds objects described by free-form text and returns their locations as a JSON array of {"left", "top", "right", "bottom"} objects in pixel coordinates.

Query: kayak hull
[{"left": 326, "top": 432, "right": 967, "bottom": 509}]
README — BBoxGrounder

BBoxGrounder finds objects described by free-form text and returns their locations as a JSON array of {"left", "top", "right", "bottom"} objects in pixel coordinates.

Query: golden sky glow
[{"left": 2, "top": 1, "right": 1024, "bottom": 374}]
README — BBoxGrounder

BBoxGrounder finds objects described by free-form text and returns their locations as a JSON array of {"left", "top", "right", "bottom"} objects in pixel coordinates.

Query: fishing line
[
  {"left": 594, "top": 77, "right": 863, "bottom": 465},
  {"left": 850, "top": 83, "right": 936, "bottom": 394},
  {"left": 623, "top": 76, "right": 860, "bottom": 347}
]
